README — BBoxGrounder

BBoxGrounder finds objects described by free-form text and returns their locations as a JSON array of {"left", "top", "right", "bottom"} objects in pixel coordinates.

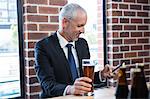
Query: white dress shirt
[
  {"left": 57, "top": 32, "right": 79, "bottom": 74},
  {"left": 56, "top": 31, "right": 105, "bottom": 95}
]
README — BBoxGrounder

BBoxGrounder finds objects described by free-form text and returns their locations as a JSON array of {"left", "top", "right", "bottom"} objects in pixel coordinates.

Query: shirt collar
[{"left": 57, "top": 31, "right": 75, "bottom": 48}]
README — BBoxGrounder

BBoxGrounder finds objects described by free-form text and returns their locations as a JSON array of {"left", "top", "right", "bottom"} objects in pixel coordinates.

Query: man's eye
[{"left": 78, "top": 25, "right": 84, "bottom": 27}]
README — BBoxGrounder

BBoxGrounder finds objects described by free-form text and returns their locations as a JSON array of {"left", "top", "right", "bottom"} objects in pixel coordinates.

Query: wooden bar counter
[
  {"left": 50, "top": 82, "right": 150, "bottom": 99},
  {"left": 50, "top": 87, "right": 116, "bottom": 99}
]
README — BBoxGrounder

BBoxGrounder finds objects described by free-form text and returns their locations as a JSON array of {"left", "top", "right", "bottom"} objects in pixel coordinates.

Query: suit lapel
[
  {"left": 53, "top": 33, "right": 73, "bottom": 81},
  {"left": 75, "top": 41, "right": 83, "bottom": 77}
]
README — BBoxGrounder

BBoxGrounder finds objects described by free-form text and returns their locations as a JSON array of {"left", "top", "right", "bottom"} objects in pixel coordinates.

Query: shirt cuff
[
  {"left": 99, "top": 71, "right": 106, "bottom": 82},
  {"left": 63, "top": 85, "right": 71, "bottom": 96}
]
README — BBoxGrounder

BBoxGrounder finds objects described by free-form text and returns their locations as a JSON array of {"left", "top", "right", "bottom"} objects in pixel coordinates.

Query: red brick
[
  {"left": 144, "top": 19, "right": 150, "bottom": 23},
  {"left": 131, "top": 45, "right": 142, "bottom": 50},
  {"left": 108, "top": 53, "right": 112, "bottom": 59},
  {"left": 137, "top": 0, "right": 148, "bottom": 4},
  {"left": 26, "top": 6, "right": 37, "bottom": 13},
  {"left": 144, "top": 32, "right": 150, "bottom": 37},
  {"left": 138, "top": 51, "right": 149, "bottom": 57},
  {"left": 125, "top": 52, "right": 137, "bottom": 58},
  {"left": 112, "top": 25, "right": 122, "bottom": 30},
  {"left": 107, "top": 46, "right": 111, "bottom": 52},
  {"left": 145, "top": 58, "right": 150, "bottom": 62},
  {"left": 120, "top": 32, "right": 129, "bottom": 37},
  {"left": 107, "top": 32, "right": 112, "bottom": 38},
  {"left": 131, "top": 32, "right": 142, "bottom": 37},
  {"left": 143, "top": 6, "right": 150, "bottom": 10},
  {"left": 113, "top": 53, "right": 123, "bottom": 59},
  {"left": 145, "top": 71, "right": 150, "bottom": 76},
  {"left": 138, "top": 25, "right": 149, "bottom": 30},
  {"left": 113, "top": 46, "right": 119, "bottom": 52},
  {"left": 107, "top": 4, "right": 111, "bottom": 9},
  {"left": 131, "top": 58, "right": 143, "bottom": 64},
  {"left": 28, "top": 42, "right": 36, "bottom": 48},
  {"left": 113, "top": 61, "right": 119, "bottom": 66},
  {"left": 29, "top": 85, "right": 41, "bottom": 93},
  {"left": 130, "top": 5, "right": 141, "bottom": 10},
  {"left": 27, "top": 24, "right": 37, "bottom": 31},
  {"left": 137, "top": 12, "right": 148, "bottom": 17},
  {"left": 49, "top": 0, "right": 67, "bottom": 6},
  {"left": 112, "top": 18, "right": 118, "bottom": 23},
  {"left": 112, "top": 11, "right": 122, "bottom": 16},
  {"left": 107, "top": 25, "right": 111, "bottom": 31},
  {"left": 27, "top": 15, "right": 48, "bottom": 22},
  {"left": 124, "top": 0, "right": 135, "bottom": 3},
  {"left": 39, "top": 24, "right": 58, "bottom": 31},
  {"left": 119, "top": 4, "right": 128, "bottom": 9},
  {"left": 28, "top": 50, "right": 34, "bottom": 58},
  {"left": 107, "top": 18, "right": 110, "bottom": 23},
  {"left": 124, "top": 39, "right": 136, "bottom": 44},
  {"left": 131, "top": 18, "right": 142, "bottom": 23},
  {"left": 29, "top": 59, "right": 35, "bottom": 67},
  {"left": 143, "top": 64, "right": 149, "bottom": 69},
  {"left": 144, "top": 45, "right": 150, "bottom": 50},
  {"left": 120, "top": 18, "right": 129, "bottom": 23},
  {"left": 113, "top": 39, "right": 122, "bottom": 44},
  {"left": 28, "top": 32, "right": 48, "bottom": 40},
  {"left": 138, "top": 38, "right": 149, "bottom": 43},
  {"left": 107, "top": 11, "right": 112, "bottom": 16},
  {"left": 50, "top": 16, "right": 59, "bottom": 22},
  {"left": 120, "top": 46, "right": 129, "bottom": 51},
  {"left": 124, "top": 25, "right": 136, "bottom": 30},
  {"left": 107, "top": 39, "right": 113, "bottom": 45},
  {"left": 112, "top": 3, "right": 118, "bottom": 9},
  {"left": 39, "top": 7, "right": 58, "bottom": 14},
  {"left": 29, "top": 68, "right": 36, "bottom": 75},
  {"left": 124, "top": 11, "right": 135, "bottom": 16},
  {"left": 121, "top": 60, "right": 130, "bottom": 65},
  {"left": 27, "top": 0, "right": 48, "bottom": 4},
  {"left": 113, "top": 32, "right": 119, "bottom": 37}
]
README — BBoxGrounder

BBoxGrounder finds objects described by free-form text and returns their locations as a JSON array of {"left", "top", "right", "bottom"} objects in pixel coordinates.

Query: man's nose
[{"left": 80, "top": 27, "right": 85, "bottom": 33}]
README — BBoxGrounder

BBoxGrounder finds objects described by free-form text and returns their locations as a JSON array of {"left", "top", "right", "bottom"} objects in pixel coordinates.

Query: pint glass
[{"left": 82, "top": 59, "right": 95, "bottom": 96}]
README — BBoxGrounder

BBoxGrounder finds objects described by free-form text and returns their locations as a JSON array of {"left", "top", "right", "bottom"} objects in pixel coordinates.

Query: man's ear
[{"left": 62, "top": 18, "right": 69, "bottom": 28}]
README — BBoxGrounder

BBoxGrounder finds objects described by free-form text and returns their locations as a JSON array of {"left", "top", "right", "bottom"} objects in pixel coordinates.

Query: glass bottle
[
  {"left": 115, "top": 63, "right": 129, "bottom": 99},
  {"left": 130, "top": 64, "right": 149, "bottom": 99}
]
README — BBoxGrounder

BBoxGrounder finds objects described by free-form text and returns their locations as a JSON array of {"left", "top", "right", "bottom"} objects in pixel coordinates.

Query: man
[{"left": 34, "top": 3, "right": 112, "bottom": 98}]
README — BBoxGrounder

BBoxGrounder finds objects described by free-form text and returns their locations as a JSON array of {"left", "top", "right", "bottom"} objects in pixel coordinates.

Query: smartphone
[{"left": 112, "top": 63, "right": 123, "bottom": 73}]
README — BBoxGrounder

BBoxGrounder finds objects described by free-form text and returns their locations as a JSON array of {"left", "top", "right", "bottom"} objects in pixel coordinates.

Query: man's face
[{"left": 63, "top": 11, "right": 87, "bottom": 42}]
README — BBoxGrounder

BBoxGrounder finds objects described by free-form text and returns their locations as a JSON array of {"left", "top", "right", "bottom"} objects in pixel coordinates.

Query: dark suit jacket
[{"left": 34, "top": 32, "right": 103, "bottom": 98}]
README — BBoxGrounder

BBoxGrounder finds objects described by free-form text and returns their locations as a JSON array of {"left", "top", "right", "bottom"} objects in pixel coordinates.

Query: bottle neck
[{"left": 118, "top": 69, "right": 127, "bottom": 85}]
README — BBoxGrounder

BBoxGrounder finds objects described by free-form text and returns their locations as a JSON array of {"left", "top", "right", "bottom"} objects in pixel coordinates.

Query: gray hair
[{"left": 59, "top": 3, "right": 86, "bottom": 21}]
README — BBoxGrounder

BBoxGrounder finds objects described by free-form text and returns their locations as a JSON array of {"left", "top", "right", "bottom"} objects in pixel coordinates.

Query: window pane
[
  {"left": 0, "top": 2, "right": 7, "bottom": 9},
  {"left": 0, "top": 10, "right": 8, "bottom": 18},
  {"left": 0, "top": 0, "right": 21, "bottom": 98}
]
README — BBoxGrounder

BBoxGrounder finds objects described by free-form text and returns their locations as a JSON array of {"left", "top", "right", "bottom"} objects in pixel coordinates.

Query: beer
[
  {"left": 83, "top": 66, "right": 95, "bottom": 80},
  {"left": 82, "top": 59, "right": 95, "bottom": 94},
  {"left": 83, "top": 65, "right": 95, "bottom": 91},
  {"left": 130, "top": 64, "right": 149, "bottom": 99},
  {"left": 115, "top": 63, "right": 129, "bottom": 99}
]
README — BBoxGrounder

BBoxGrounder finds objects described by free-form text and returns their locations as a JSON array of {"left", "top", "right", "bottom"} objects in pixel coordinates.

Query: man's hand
[
  {"left": 67, "top": 77, "right": 92, "bottom": 95},
  {"left": 101, "top": 64, "right": 113, "bottom": 80}
]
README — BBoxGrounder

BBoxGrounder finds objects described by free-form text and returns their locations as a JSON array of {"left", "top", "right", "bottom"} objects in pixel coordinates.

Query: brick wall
[
  {"left": 23, "top": 0, "right": 150, "bottom": 98},
  {"left": 23, "top": 0, "right": 67, "bottom": 98},
  {"left": 107, "top": 0, "right": 150, "bottom": 83}
]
